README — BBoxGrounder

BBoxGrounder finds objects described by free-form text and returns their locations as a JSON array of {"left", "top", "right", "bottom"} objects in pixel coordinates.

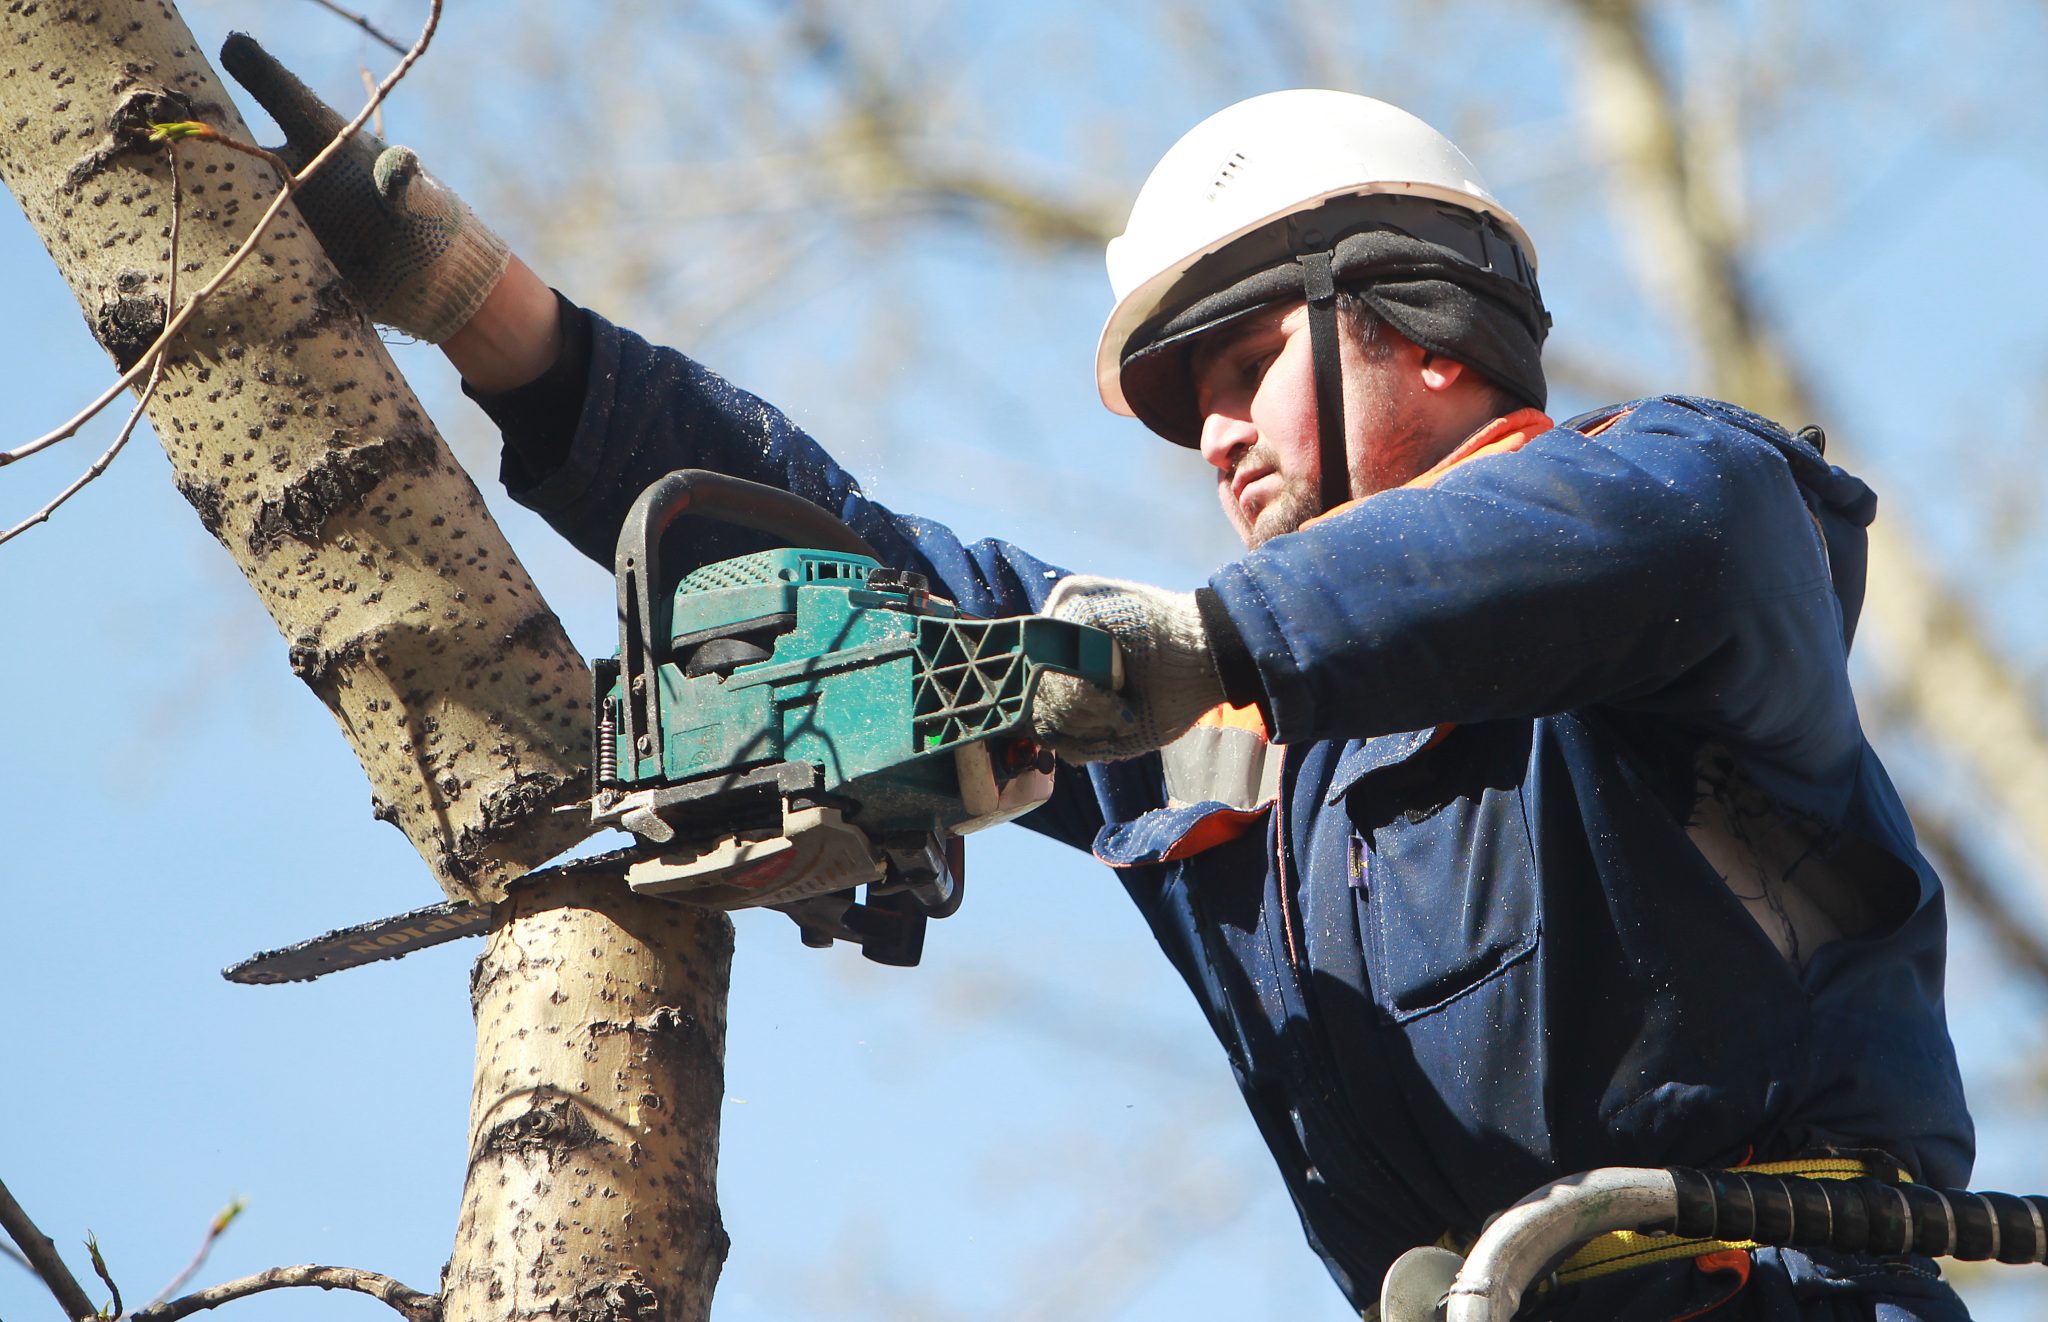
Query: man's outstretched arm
[{"left": 442, "top": 256, "right": 562, "bottom": 395}]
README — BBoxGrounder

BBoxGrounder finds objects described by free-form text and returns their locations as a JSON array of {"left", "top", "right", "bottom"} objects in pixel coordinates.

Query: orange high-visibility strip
[
  {"left": 1193, "top": 700, "right": 1270, "bottom": 737},
  {"left": 1395, "top": 405, "right": 1557, "bottom": 492},
  {"left": 1298, "top": 404, "right": 1641, "bottom": 529},
  {"left": 1156, "top": 804, "right": 1272, "bottom": 861},
  {"left": 1299, "top": 407, "right": 1555, "bottom": 530}
]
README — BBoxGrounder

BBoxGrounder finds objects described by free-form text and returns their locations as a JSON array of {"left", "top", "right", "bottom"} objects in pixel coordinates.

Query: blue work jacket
[{"left": 485, "top": 307, "right": 1974, "bottom": 1320}]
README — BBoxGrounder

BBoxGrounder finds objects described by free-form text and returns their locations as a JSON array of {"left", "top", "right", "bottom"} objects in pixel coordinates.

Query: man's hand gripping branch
[{"left": 220, "top": 31, "right": 572, "bottom": 398}]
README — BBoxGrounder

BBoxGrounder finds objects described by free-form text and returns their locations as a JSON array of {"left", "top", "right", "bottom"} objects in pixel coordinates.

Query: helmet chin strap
[{"left": 1298, "top": 248, "right": 1350, "bottom": 514}]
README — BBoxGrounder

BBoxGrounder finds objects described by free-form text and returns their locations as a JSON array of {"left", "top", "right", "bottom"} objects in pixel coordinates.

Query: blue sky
[{"left": 5, "top": 2, "right": 2048, "bottom": 1320}]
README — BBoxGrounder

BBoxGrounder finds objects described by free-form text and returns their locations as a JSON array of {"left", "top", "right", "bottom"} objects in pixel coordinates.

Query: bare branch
[
  {"left": 773, "top": 0, "right": 1121, "bottom": 250},
  {"left": 2, "top": 0, "right": 444, "bottom": 473},
  {"left": 143, "top": 121, "right": 292, "bottom": 177},
  {"left": 0, "top": 1175, "right": 99, "bottom": 1322},
  {"left": 1562, "top": 0, "right": 1802, "bottom": 415},
  {"left": 360, "top": 66, "right": 385, "bottom": 139},
  {"left": 301, "top": 0, "right": 410, "bottom": 56},
  {"left": 144, "top": 1200, "right": 246, "bottom": 1315},
  {"left": 132, "top": 1265, "right": 438, "bottom": 1322}
]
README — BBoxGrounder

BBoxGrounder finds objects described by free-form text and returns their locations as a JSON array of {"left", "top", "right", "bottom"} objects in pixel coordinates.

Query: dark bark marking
[
  {"left": 475, "top": 1097, "right": 605, "bottom": 1167},
  {"left": 63, "top": 83, "right": 188, "bottom": 191},
  {"left": 567, "top": 1275, "right": 662, "bottom": 1322},
  {"left": 94, "top": 288, "right": 164, "bottom": 370},
  {"left": 246, "top": 426, "right": 436, "bottom": 554},
  {"left": 172, "top": 471, "right": 225, "bottom": 539},
  {"left": 448, "top": 766, "right": 582, "bottom": 880},
  {"left": 288, "top": 631, "right": 366, "bottom": 688}
]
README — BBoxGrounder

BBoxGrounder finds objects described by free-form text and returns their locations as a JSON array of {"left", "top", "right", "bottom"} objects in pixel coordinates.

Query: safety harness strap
[
  {"left": 1371, "top": 1154, "right": 1907, "bottom": 1322},
  {"left": 1553, "top": 1155, "right": 1899, "bottom": 1286},
  {"left": 1298, "top": 248, "right": 1349, "bottom": 514}
]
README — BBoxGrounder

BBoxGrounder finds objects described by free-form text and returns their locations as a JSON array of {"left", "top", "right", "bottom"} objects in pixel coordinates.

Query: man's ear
[{"left": 1418, "top": 352, "right": 1468, "bottom": 393}]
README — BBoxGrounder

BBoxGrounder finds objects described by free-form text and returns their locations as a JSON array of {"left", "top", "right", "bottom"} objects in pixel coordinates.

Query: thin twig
[
  {"left": 0, "top": 1175, "right": 98, "bottom": 1321},
  {"left": 85, "top": 1233, "right": 123, "bottom": 1319},
  {"left": 1, "top": 1237, "right": 31, "bottom": 1271},
  {"left": 131, "top": 1265, "right": 438, "bottom": 1322},
  {"left": 302, "top": 0, "right": 410, "bottom": 56},
  {"left": 0, "top": 141, "right": 183, "bottom": 546},
  {"left": 145, "top": 121, "right": 293, "bottom": 177},
  {"left": 360, "top": 66, "right": 385, "bottom": 139},
  {"left": 144, "top": 1200, "right": 245, "bottom": 1314},
  {"left": 0, "top": 0, "right": 443, "bottom": 472}
]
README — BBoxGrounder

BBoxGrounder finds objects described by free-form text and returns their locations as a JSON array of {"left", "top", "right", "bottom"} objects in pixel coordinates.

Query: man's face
[{"left": 1190, "top": 301, "right": 1445, "bottom": 549}]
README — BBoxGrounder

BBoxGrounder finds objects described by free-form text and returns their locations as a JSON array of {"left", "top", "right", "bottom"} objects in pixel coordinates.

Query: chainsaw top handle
[{"left": 615, "top": 469, "right": 882, "bottom": 670}]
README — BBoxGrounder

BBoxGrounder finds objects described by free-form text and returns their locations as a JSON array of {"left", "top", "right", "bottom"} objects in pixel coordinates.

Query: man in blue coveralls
[{"left": 226, "top": 38, "right": 1975, "bottom": 1319}]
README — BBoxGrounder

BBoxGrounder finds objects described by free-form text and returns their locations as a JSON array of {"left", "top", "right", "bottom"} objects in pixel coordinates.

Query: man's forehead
[{"left": 1189, "top": 300, "right": 1307, "bottom": 369}]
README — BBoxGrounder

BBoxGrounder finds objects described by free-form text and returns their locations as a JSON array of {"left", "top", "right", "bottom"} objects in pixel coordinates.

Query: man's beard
[
  {"left": 1228, "top": 395, "right": 1442, "bottom": 549},
  {"left": 1238, "top": 462, "right": 1321, "bottom": 548}
]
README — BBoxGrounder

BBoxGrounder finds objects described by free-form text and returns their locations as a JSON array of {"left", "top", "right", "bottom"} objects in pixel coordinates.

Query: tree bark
[
  {"left": 0, "top": 0, "right": 584, "bottom": 906},
  {"left": 449, "top": 874, "right": 732, "bottom": 1322},
  {"left": 0, "top": 4, "right": 731, "bottom": 1318}
]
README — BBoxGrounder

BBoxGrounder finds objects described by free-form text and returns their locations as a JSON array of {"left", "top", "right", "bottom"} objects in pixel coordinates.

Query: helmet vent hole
[{"left": 1209, "top": 151, "right": 1248, "bottom": 196}]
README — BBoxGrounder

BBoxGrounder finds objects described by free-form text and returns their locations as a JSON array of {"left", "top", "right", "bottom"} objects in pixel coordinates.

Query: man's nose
[{"left": 1199, "top": 409, "right": 1255, "bottom": 472}]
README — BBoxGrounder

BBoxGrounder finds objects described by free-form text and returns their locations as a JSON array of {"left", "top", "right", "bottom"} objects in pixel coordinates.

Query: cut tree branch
[
  {"left": 0, "top": 1175, "right": 99, "bottom": 1322},
  {"left": 133, "top": 1264, "right": 439, "bottom": 1322}
]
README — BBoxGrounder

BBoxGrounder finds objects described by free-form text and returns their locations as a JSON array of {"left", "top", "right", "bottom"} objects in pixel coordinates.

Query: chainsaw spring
[{"left": 598, "top": 699, "right": 618, "bottom": 784}]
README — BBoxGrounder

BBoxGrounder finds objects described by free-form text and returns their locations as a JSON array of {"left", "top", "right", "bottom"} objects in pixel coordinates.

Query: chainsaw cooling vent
[
  {"left": 679, "top": 557, "right": 785, "bottom": 592},
  {"left": 678, "top": 550, "right": 876, "bottom": 594},
  {"left": 912, "top": 618, "right": 1035, "bottom": 751},
  {"left": 805, "top": 558, "right": 866, "bottom": 582}
]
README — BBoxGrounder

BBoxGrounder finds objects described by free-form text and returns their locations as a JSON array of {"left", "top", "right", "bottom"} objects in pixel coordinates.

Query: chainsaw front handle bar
[
  {"left": 615, "top": 469, "right": 881, "bottom": 668},
  {"left": 612, "top": 470, "right": 881, "bottom": 781},
  {"left": 1412, "top": 1166, "right": 2048, "bottom": 1322}
]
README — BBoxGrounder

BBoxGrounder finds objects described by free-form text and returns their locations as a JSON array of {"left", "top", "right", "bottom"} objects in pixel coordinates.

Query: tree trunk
[
  {"left": 0, "top": 4, "right": 730, "bottom": 1317},
  {"left": 450, "top": 873, "right": 731, "bottom": 1322},
  {"left": 0, "top": 2, "right": 583, "bottom": 904}
]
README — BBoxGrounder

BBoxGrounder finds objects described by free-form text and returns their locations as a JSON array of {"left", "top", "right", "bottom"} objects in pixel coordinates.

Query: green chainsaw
[{"left": 225, "top": 470, "right": 1117, "bottom": 982}]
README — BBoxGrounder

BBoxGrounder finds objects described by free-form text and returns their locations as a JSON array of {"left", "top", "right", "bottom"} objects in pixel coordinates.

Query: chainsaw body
[
  {"left": 221, "top": 470, "right": 1111, "bottom": 983},
  {"left": 589, "top": 471, "right": 1115, "bottom": 964}
]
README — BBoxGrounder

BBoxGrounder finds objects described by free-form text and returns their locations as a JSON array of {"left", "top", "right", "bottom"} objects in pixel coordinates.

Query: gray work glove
[
  {"left": 219, "top": 33, "right": 509, "bottom": 344},
  {"left": 1030, "top": 576, "right": 1226, "bottom": 764}
]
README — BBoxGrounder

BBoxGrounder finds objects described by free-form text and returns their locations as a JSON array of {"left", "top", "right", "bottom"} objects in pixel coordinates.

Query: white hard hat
[{"left": 1097, "top": 89, "right": 1542, "bottom": 437}]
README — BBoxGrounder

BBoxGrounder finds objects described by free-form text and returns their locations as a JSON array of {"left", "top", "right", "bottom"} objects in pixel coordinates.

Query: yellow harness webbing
[
  {"left": 1549, "top": 1155, "right": 1895, "bottom": 1285},
  {"left": 1359, "top": 1157, "right": 1902, "bottom": 1320}
]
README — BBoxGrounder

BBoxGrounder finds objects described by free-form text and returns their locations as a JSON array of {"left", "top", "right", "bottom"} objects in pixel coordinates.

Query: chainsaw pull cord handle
[{"left": 613, "top": 470, "right": 881, "bottom": 772}]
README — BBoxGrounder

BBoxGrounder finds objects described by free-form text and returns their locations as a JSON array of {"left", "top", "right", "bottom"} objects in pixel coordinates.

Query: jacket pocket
[{"left": 1344, "top": 725, "right": 1542, "bottom": 1022}]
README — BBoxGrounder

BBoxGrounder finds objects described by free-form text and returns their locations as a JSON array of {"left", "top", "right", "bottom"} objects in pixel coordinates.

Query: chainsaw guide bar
[
  {"left": 224, "top": 899, "right": 490, "bottom": 984},
  {"left": 221, "top": 847, "right": 647, "bottom": 984}
]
